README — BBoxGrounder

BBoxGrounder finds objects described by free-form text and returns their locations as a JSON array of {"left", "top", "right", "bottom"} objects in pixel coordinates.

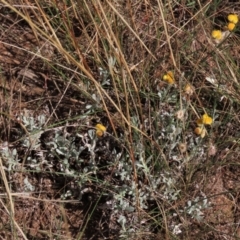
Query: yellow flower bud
[
  {"left": 95, "top": 124, "right": 106, "bottom": 137},
  {"left": 228, "top": 14, "right": 239, "bottom": 24},
  {"left": 194, "top": 126, "right": 206, "bottom": 138},
  {"left": 227, "top": 22, "right": 236, "bottom": 31},
  {"left": 196, "top": 118, "right": 203, "bottom": 126},
  {"left": 194, "top": 126, "right": 202, "bottom": 135},
  {"left": 163, "top": 71, "right": 175, "bottom": 84}
]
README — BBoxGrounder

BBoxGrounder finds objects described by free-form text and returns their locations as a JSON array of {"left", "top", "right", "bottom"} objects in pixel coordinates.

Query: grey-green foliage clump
[
  {"left": 21, "top": 113, "right": 46, "bottom": 132},
  {"left": 0, "top": 144, "right": 20, "bottom": 171},
  {"left": 184, "top": 196, "right": 211, "bottom": 221},
  {"left": 42, "top": 129, "right": 101, "bottom": 199},
  {"left": 0, "top": 112, "right": 101, "bottom": 199},
  {"left": 0, "top": 113, "right": 46, "bottom": 171},
  {"left": 45, "top": 131, "right": 83, "bottom": 174},
  {"left": 21, "top": 114, "right": 45, "bottom": 150},
  {"left": 0, "top": 108, "right": 210, "bottom": 237}
]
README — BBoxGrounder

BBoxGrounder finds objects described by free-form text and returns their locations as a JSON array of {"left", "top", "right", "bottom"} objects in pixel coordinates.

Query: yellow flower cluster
[
  {"left": 211, "top": 14, "right": 238, "bottom": 42},
  {"left": 163, "top": 71, "right": 175, "bottom": 84},
  {"left": 160, "top": 72, "right": 213, "bottom": 138},
  {"left": 227, "top": 14, "right": 238, "bottom": 31},
  {"left": 194, "top": 113, "right": 213, "bottom": 138}
]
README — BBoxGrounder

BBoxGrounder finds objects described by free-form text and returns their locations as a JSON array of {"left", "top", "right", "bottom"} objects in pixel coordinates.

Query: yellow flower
[
  {"left": 197, "top": 113, "right": 213, "bottom": 126},
  {"left": 163, "top": 71, "right": 175, "bottom": 84},
  {"left": 228, "top": 14, "right": 239, "bottom": 24},
  {"left": 194, "top": 126, "right": 206, "bottom": 138},
  {"left": 95, "top": 124, "right": 106, "bottom": 137},
  {"left": 202, "top": 113, "right": 213, "bottom": 125},
  {"left": 211, "top": 30, "right": 222, "bottom": 40},
  {"left": 227, "top": 22, "right": 236, "bottom": 31}
]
